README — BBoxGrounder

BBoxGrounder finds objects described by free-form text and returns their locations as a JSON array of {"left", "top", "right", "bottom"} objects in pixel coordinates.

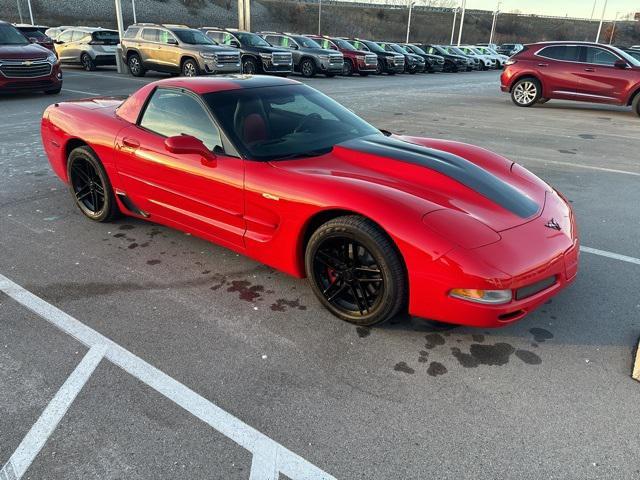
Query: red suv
[
  {"left": 0, "top": 21, "right": 62, "bottom": 94},
  {"left": 306, "top": 35, "right": 378, "bottom": 76},
  {"left": 501, "top": 41, "right": 640, "bottom": 116}
]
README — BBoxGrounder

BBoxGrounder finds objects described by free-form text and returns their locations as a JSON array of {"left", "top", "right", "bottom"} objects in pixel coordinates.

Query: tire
[
  {"left": 300, "top": 58, "right": 316, "bottom": 78},
  {"left": 242, "top": 57, "right": 258, "bottom": 74},
  {"left": 511, "top": 77, "right": 541, "bottom": 107},
  {"left": 44, "top": 87, "right": 62, "bottom": 95},
  {"left": 632, "top": 92, "right": 640, "bottom": 117},
  {"left": 66, "top": 146, "right": 119, "bottom": 222},
  {"left": 342, "top": 59, "right": 353, "bottom": 76},
  {"left": 81, "top": 52, "right": 96, "bottom": 71},
  {"left": 375, "top": 59, "right": 384, "bottom": 75},
  {"left": 182, "top": 58, "right": 200, "bottom": 77},
  {"left": 127, "top": 53, "right": 146, "bottom": 77},
  {"left": 305, "top": 215, "right": 407, "bottom": 326}
]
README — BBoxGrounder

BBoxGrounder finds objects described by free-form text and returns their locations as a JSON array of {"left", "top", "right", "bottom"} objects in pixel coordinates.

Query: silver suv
[
  {"left": 120, "top": 23, "right": 241, "bottom": 77},
  {"left": 54, "top": 27, "right": 119, "bottom": 70},
  {"left": 258, "top": 32, "right": 343, "bottom": 78}
]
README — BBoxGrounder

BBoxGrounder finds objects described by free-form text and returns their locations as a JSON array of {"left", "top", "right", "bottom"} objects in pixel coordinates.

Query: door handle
[
  {"left": 122, "top": 137, "right": 140, "bottom": 149},
  {"left": 584, "top": 67, "right": 595, "bottom": 72},
  {"left": 537, "top": 63, "right": 548, "bottom": 67}
]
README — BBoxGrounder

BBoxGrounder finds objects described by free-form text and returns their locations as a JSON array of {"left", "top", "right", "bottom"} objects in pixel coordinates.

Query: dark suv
[
  {"left": 377, "top": 42, "right": 425, "bottom": 73},
  {"left": 0, "top": 21, "right": 62, "bottom": 94},
  {"left": 258, "top": 32, "right": 343, "bottom": 78},
  {"left": 403, "top": 44, "right": 444, "bottom": 72},
  {"left": 345, "top": 38, "right": 405, "bottom": 75},
  {"left": 420, "top": 44, "right": 467, "bottom": 72},
  {"left": 306, "top": 35, "right": 377, "bottom": 76},
  {"left": 201, "top": 28, "right": 292, "bottom": 75},
  {"left": 501, "top": 41, "right": 640, "bottom": 115}
]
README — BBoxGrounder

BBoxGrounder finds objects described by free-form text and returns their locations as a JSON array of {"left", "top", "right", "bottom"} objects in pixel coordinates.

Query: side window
[
  {"left": 271, "top": 93, "right": 340, "bottom": 122},
  {"left": 205, "top": 31, "right": 222, "bottom": 43},
  {"left": 73, "top": 31, "right": 90, "bottom": 42},
  {"left": 265, "top": 35, "right": 279, "bottom": 46},
  {"left": 124, "top": 27, "right": 140, "bottom": 39},
  {"left": 222, "top": 33, "right": 234, "bottom": 45},
  {"left": 158, "top": 30, "right": 173, "bottom": 44},
  {"left": 320, "top": 39, "right": 331, "bottom": 49},
  {"left": 141, "top": 29, "right": 158, "bottom": 42},
  {"left": 140, "top": 89, "right": 223, "bottom": 151},
  {"left": 538, "top": 45, "right": 580, "bottom": 62},
  {"left": 57, "top": 30, "right": 74, "bottom": 43},
  {"left": 281, "top": 36, "right": 290, "bottom": 48},
  {"left": 585, "top": 47, "right": 618, "bottom": 66}
]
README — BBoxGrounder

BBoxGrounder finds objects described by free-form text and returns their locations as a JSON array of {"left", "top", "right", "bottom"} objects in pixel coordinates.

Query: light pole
[
  {"left": 318, "top": 0, "right": 322, "bottom": 35},
  {"left": 114, "top": 0, "right": 126, "bottom": 73},
  {"left": 489, "top": 2, "right": 501, "bottom": 45},
  {"left": 457, "top": 0, "right": 467, "bottom": 47},
  {"left": 406, "top": 1, "right": 415, "bottom": 44},
  {"left": 450, "top": 7, "right": 458, "bottom": 45},
  {"left": 27, "top": 0, "right": 34, "bottom": 24},
  {"left": 16, "top": 0, "right": 24, "bottom": 24},
  {"left": 595, "top": 0, "right": 608, "bottom": 43},
  {"left": 238, "top": 0, "right": 250, "bottom": 30},
  {"left": 131, "top": 0, "right": 137, "bottom": 24},
  {"left": 609, "top": 11, "right": 622, "bottom": 44},
  {"left": 590, "top": 0, "right": 597, "bottom": 20}
]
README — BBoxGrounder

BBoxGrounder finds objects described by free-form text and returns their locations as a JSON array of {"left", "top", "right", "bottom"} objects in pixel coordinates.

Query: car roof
[{"left": 151, "top": 75, "right": 301, "bottom": 94}]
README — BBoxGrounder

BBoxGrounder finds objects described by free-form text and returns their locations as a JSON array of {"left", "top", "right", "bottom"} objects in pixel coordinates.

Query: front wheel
[
  {"left": 300, "top": 58, "right": 316, "bottom": 78},
  {"left": 67, "top": 146, "right": 119, "bottom": 222},
  {"left": 511, "top": 78, "right": 541, "bottom": 107},
  {"left": 375, "top": 59, "right": 384, "bottom": 75},
  {"left": 305, "top": 215, "right": 407, "bottom": 326},
  {"left": 182, "top": 58, "right": 200, "bottom": 77},
  {"left": 342, "top": 60, "right": 353, "bottom": 76},
  {"left": 242, "top": 57, "right": 258, "bottom": 74},
  {"left": 631, "top": 93, "right": 640, "bottom": 117},
  {"left": 81, "top": 52, "right": 96, "bottom": 71}
]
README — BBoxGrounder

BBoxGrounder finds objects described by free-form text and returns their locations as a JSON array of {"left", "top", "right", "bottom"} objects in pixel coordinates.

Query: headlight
[
  {"left": 199, "top": 52, "right": 217, "bottom": 60},
  {"left": 47, "top": 52, "right": 57, "bottom": 64},
  {"left": 318, "top": 55, "right": 330, "bottom": 62},
  {"left": 356, "top": 55, "right": 365, "bottom": 61},
  {"left": 450, "top": 288, "right": 512, "bottom": 304},
  {"left": 259, "top": 53, "right": 272, "bottom": 60},
  {"left": 504, "top": 59, "right": 517, "bottom": 66}
]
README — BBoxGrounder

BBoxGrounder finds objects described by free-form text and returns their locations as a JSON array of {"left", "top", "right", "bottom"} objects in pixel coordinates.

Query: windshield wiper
[{"left": 277, "top": 148, "right": 332, "bottom": 160}]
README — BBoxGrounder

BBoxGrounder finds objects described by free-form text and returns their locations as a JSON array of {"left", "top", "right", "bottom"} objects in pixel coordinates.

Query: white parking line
[
  {"left": 581, "top": 246, "right": 640, "bottom": 266},
  {"left": 0, "top": 345, "right": 106, "bottom": 480},
  {"left": 514, "top": 155, "right": 640, "bottom": 177},
  {"left": 62, "top": 88, "right": 101, "bottom": 96},
  {"left": 0, "top": 273, "right": 336, "bottom": 480}
]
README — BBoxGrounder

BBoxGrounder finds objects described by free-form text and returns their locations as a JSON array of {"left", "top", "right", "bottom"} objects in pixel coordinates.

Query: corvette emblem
[{"left": 545, "top": 218, "right": 561, "bottom": 231}]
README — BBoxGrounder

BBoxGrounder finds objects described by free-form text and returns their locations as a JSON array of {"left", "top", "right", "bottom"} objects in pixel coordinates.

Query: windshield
[
  {"left": 362, "top": 40, "right": 385, "bottom": 53},
  {"left": 335, "top": 39, "right": 356, "bottom": 51},
  {"left": 470, "top": 47, "right": 484, "bottom": 55},
  {"left": 448, "top": 46, "right": 466, "bottom": 56},
  {"left": 611, "top": 46, "right": 640, "bottom": 67},
  {"left": 292, "top": 36, "right": 321, "bottom": 49},
  {"left": 93, "top": 31, "right": 119, "bottom": 45},
  {"left": 174, "top": 29, "right": 215, "bottom": 45},
  {"left": 0, "top": 23, "right": 29, "bottom": 45},
  {"left": 408, "top": 45, "right": 426, "bottom": 55},
  {"left": 204, "top": 84, "right": 381, "bottom": 161},
  {"left": 389, "top": 44, "right": 408, "bottom": 54},
  {"left": 236, "top": 32, "right": 270, "bottom": 47},
  {"left": 18, "top": 28, "right": 47, "bottom": 40}
]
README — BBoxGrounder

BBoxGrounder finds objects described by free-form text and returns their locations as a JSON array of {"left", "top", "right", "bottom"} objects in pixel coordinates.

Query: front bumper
[
  {"left": 408, "top": 191, "right": 579, "bottom": 327},
  {"left": 0, "top": 62, "right": 62, "bottom": 92},
  {"left": 201, "top": 57, "right": 242, "bottom": 74},
  {"left": 428, "top": 62, "right": 444, "bottom": 72},
  {"left": 262, "top": 60, "right": 293, "bottom": 73},
  {"left": 319, "top": 61, "right": 344, "bottom": 74}
]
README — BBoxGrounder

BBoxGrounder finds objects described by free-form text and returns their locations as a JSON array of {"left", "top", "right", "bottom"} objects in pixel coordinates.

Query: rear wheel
[
  {"left": 81, "top": 52, "right": 96, "bottom": 71},
  {"left": 300, "top": 58, "right": 316, "bottom": 78},
  {"left": 342, "top": 59, "right": 353, "bottom": 76},
  {"left": 127, "top": 53, "right": 146, "bottom": 77},
  {"left": 67, "top": 146, "right": 119, "bottom": 222},
  {"left": 305, "top": 215, "right": 407, "bottom": 326},
  {"left": 511, "top": 78, "right": 541, "bottom": 107}
]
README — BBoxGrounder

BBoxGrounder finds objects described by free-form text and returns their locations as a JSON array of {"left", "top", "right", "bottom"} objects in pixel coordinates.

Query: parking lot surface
[{"left": 1, "top": 68, "right": 639, "bottom": 479}]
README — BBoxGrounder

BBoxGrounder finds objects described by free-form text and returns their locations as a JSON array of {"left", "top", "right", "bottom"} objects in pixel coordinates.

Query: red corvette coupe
[{"left": 41, "top": 76, "right": 579, "bottom": 327}]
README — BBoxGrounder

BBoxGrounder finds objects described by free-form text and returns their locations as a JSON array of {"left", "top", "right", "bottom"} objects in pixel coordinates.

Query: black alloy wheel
[
  {"left": 67, "top": 146, "right": 118, "bottom": 222},
  {"left": 375, "top": 59, "right": 384, "bottom": 75},
  {"left": 242, "top": 57, "right": 258, "bottom": 74},
  {"left": 342, "top": 59, "right": 353, "bottom": 76},
  {"left": 306, "top": 216, "right": 406, "bottom": 326}
]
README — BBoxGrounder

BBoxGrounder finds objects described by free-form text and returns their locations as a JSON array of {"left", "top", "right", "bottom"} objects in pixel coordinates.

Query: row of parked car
[{"left": 11, "top": 22, "right": 516, "bottom": 79}]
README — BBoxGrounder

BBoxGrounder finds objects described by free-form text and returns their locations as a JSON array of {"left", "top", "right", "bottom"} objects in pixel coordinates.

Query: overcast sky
[{"left": 460, "top": 0, "right": 638, "bottom": 19}]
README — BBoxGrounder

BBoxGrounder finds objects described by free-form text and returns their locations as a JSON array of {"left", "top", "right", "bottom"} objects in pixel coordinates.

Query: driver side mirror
[
  {"left": 167, "top": 38, "right": 178, "bottom": 45},
  {"left": 614, "top": 59, "right": 628, "bottom": 69},
  {"left": 28, "top": 37, "right": 38, "bottom": 43},
  {"left": 230, "top": 40, "right": 240, "bottom": 48},
  {"left": 165, "top": 135, "right": 217, "bottom": 167},
  {"left": 54, "top": 39, "right": 64, "bottom": 45},
  {"left": 290, "top": 43, "right": 299, "bottom": 50}
]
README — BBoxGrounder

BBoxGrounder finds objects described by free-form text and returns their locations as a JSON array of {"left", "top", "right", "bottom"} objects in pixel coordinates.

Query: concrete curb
[{"left": 633, "top": 338, "right": 640, "bottom": 382}]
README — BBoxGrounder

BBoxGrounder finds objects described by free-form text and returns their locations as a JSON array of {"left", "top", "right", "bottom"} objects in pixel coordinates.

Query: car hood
[
  {"left": 273, "top": 134, "right": 547, "bottom": 232},
  {"left": 193, "top": 45, "right": 239, "bottom": 54},
  {"left": 0, "top": 43, "right": 50, "bottom": 60},
  {"left": 300, "top": 47, "right": 342, "bottom": 56},
  {"left": 256, "top": 46, "right": 291, "bottom": 54}
]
